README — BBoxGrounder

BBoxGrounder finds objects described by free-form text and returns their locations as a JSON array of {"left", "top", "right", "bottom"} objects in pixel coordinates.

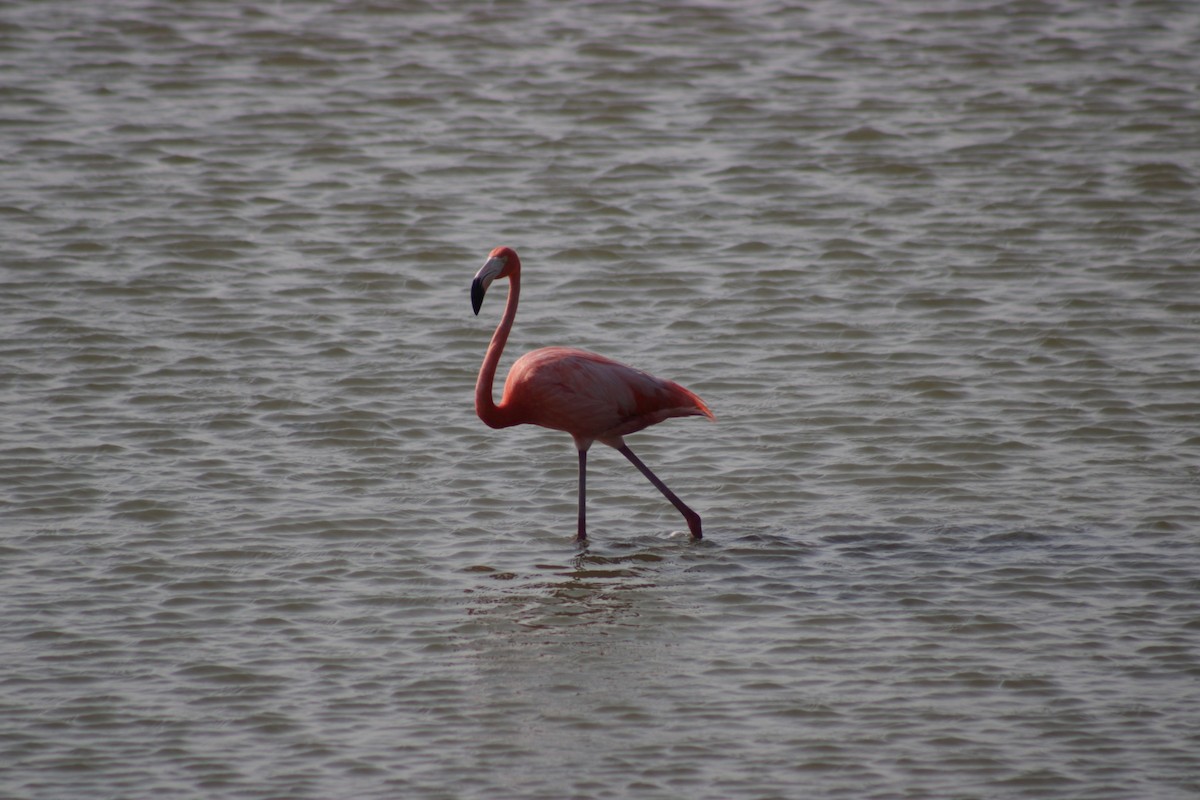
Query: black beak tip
[{"left": 471, "top": 279, "right": 485, "bottom": 315}]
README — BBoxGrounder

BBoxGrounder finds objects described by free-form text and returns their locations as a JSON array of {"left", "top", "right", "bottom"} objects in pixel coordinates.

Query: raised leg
[
  {"left": 617, "top": 444, "right": 703, "bottom": 539},
  {"left": 576, "top": 448, "right": 587, "bottom": 542}
]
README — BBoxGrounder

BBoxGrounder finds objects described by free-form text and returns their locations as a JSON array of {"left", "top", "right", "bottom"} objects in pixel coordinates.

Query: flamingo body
[
  {"left": 471, "top": 246, "right": 713, "bottom": 541},
  {"left": 496, "top": 346, "right": 713, "bottom": 449}
]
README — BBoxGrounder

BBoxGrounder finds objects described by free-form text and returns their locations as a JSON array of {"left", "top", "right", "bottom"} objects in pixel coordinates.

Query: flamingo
[{"left": 471, "top": 246, "right": 714, "bottom": 542}]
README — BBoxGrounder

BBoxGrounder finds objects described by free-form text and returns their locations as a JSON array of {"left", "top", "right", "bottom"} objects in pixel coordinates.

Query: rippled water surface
[{"left": 3, "top": 2, "right": 1199, "bottom": 798}]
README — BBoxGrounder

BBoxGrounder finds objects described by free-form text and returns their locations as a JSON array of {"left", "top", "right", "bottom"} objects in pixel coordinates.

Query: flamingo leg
[
  {"left": 576, "top": 448, "right": 587, "bottom": 542},
  {"left": 617, "top": 444, "right": 703, "bottom": 539}
]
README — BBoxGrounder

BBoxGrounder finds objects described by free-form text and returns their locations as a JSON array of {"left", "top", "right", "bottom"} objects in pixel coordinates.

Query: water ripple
[{"left": 3, "top": 1, "right": 1200, "bottom": 799}]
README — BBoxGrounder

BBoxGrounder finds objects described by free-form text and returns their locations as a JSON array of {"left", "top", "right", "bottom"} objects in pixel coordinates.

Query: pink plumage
[
  {"left": 471, "top": 246, "right": 714, "bottom": 541},
  {"left": 501, "top": 346, "right": 714, "bottom": 449}
]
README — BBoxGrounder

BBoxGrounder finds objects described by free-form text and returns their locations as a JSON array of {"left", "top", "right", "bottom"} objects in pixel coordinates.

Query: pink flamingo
[{"left": 471, "top": 246, "right": 715, "bottom": 541}]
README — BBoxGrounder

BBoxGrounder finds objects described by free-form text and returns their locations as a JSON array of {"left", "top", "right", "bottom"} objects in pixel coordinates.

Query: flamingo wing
[{"left": 502, "top": 347, "right": 712, "bottom": 444}]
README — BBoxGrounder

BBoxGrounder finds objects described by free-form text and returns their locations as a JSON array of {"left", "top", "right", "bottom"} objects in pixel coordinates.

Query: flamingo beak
[{"left": 471, "top": 256, "right": 505, "bottom": 315}]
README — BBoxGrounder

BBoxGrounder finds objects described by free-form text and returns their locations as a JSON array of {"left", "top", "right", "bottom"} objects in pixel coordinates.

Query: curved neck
[{"left": 476, "top": 270, "right": 520, "bottom": 428}]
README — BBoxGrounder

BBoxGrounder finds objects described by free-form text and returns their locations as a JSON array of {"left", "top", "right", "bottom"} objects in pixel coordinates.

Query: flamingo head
[{"left": 471, "top": 246, "right": 520, "bottom": 315}]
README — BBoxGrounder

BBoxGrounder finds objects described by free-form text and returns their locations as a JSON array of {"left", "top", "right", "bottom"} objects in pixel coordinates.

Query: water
[{"left": 3, "top": 1, "right": 1199, "bottom": 798}]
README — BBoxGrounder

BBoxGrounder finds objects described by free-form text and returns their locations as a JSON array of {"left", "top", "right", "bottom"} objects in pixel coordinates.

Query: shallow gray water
[{"left": 3, "top": 1, "right": 1199, "bottom": 798}]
